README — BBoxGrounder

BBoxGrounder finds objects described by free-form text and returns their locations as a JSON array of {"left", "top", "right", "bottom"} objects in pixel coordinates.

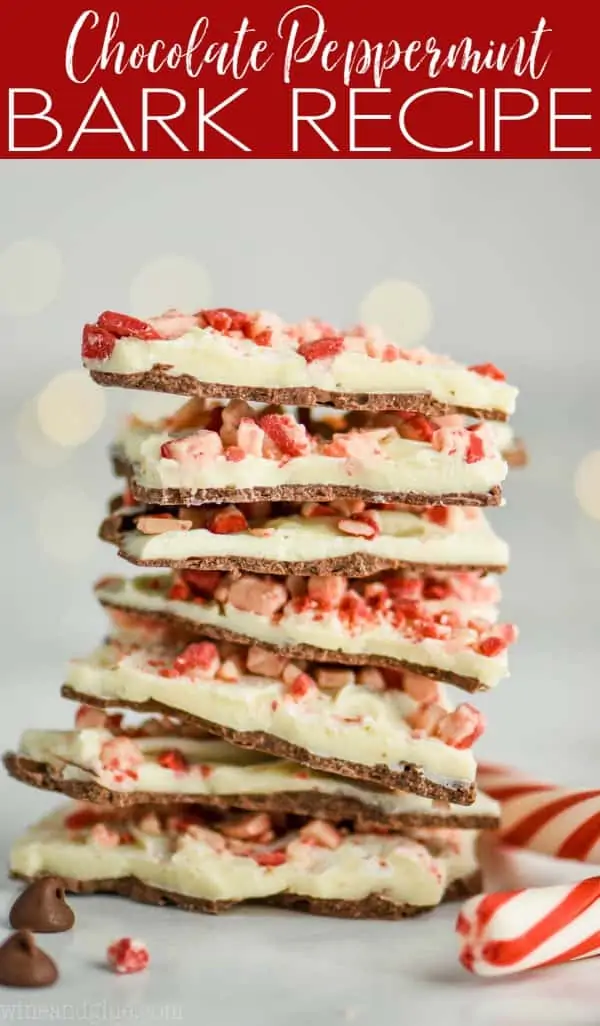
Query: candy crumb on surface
[{"left": 106, "top": 937, "right": 150, "bottom": 974}]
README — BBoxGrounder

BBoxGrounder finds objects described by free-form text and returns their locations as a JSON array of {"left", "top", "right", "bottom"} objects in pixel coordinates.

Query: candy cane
[
  {"left": 476, "top": 763, "right": 600, "bottom": 865},
  {"left": 456, "top": 878, "right": 600, "bottom": 976}
]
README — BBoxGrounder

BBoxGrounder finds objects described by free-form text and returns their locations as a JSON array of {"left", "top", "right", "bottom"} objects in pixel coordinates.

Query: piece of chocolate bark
[
  {"left": 4, "top": 719, "right": 500, "bottom": 829},
  {"left": 82, "top": 308, "right": 517, "bottom": 420},
  {"left": 112, "top": 400, "right": 507, "bottom": 508},
  {"left": 94, "top": 572, "right": 515, "bottom": 693},
  {"left": 60, "top": 634, "right": 483, "bottom": 803},
  {"left": 11, "top": 804, "right": 483, "bottom": 919},
  {"left": 99, "top": 495, "right": 510, "bottom": 577}
]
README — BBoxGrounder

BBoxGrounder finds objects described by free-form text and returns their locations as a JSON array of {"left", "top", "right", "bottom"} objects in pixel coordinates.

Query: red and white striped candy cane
[
  {"left": 476, "top": 763, "right": 600, "bottom": 865},
  {"left": 456, "top": 878, "right": 600, "bottom": 976}
]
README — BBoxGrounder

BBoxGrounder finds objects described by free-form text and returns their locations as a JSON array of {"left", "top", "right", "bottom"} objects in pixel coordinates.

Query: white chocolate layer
[
  {"left": 96, "top": 577, "right": 507, "bottom": 689},
  {"left": 121, "top": 507, "right": 509, "bottom": 571},
  {"left": 86, "top": 327, "right": 517, "bottom": 417},
  {"left": 65, "top": 640, "right": 477, "bottom": 786},
  {"left": 11, "top": 806, "right": 479, "bottom": 908},
  {"left": 116, "top": 421, "right": 507, "bottom": 500},
  {"left": 17, "top": 729, "right": 499, "bottom": 822}
]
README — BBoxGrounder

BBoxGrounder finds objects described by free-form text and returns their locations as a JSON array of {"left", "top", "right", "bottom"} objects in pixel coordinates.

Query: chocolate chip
[
  {"left": 0, "top": 930, "right": 58, "bottom": 987},
  {"left": 9, "top": 877, "right": 75, "bottom": 933}
]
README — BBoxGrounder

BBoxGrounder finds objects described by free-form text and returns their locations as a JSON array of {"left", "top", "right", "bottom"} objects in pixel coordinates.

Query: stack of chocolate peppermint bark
[{"left": 5, "top": 308, "right": 519, "bottom": 920}]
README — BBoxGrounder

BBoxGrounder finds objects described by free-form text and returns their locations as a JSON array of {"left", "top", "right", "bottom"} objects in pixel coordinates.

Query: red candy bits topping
[
  {"left": 465, "top": 429, "right": 485, "bottom": 464},
  {"left": 432, "top": 423, "right": 495, "bottom": 464},
  {"left": 224, "top": 446, "right": 246, "bottom": 462},
  {"left": 170, "top": 642, "right": 221, "bottom": 678},
  {"left": 143, "top": 395, "right": 501, "bottom": 480},
  {"left": 207, "top": 505, "right": 248, "bottom": 534},
  {"left": 154, "top": 567, "right": 515, "bottom": 665},
  {"left": 251, "top": 851, "right": 287, "bottom": 867},
  {"left": 157, "top": 749, "right": 189, "bottom": 773},
  {"left": 226, "top": 575, "right": 287, "bottom": 617},
  {"left": 396, "top": 413, "right": 435, "bottom": 444},
  {"left": 180, "top": 570, "right": 222, "bottom": 597},
  {"left": 297, "top": 337, "right": 344, "bottom": 363},
  {"left": 300, "top": 502, "right": 338, "bottom": 519},
  {"left": 478, "top": 636, "right": 504, "bottom": 657},
  {"left": 99, "top": 738, "right": 143, "bottom": 782},
  {"left": 435, "top": 704, "right": 486, "bottom": 749},
  {"left": 337, "top": 511, "right": 381, "bottom": 539},
  {"left": 107, "top": 938, "right": 150, "bottom": 975},
  {"left": 98, "top": 311, "right": 160, "bottom": 340},
  {"left": 160, "top": 430, "right": 223, "bottom": 463},
  {"left": 468, "top": 363, "right": 506, "bottom": 382},
  {"left": 299, "top": 819, "right": 342, "bottom": 849},
  {"left": 407, "top": 701, "right": 486, "bottom": 750},
  {"left": 285, "top": 672, "right": 316, "bottom": 700},
  {"left": 477, "top": 624, "right": 518, "bottom": 657},
  {"left": 74, "top": 704, "right": 109, "bottom": 729},
  {"left": 81, "top": 324, "right": 115, "bottom": 361},
  {"left": 89, "top": 823, "right": 121, "bottom": 848},
  {"left": 65, "top": 807, "right": 104, "bottom": 831},
  {"left": 200, "top": 308, "right": 246, "bottom": 333},
  {"left": 198, "top": 308, "right": 274, "bottom": 346},
  {"left": 167, "top": 576, "right": 191, "bottom": 601},
  {"left": 82, "top": 309, "right": 161, "bottom": 361},
  {"left": 307, "top": 576, "right": 347, "bottom": 608},
  {"left": 260, "top": 414, "right": 311, "bottom": 458}
]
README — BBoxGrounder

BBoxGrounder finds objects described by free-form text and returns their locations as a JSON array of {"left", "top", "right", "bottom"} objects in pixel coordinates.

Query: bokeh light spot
[
  {"left": 16, "top": 400, "right": 71, "bottom": 468},
  {"left": 36, "top": 370, "right": 106, "bottom": 447},
  {"left": 359, "top": 280, "right": 433, "bottom": 346},
  {"left": 575, "top": 451, "right": 600, "bottom": 520},
  {"left": 130, "top": 255, "right": 212, "bottom": 317}
]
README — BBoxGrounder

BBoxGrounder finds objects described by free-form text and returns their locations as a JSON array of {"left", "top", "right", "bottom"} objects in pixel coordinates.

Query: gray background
[{"left": 0, "top": 160, "right": 599, "bottom": 1024}]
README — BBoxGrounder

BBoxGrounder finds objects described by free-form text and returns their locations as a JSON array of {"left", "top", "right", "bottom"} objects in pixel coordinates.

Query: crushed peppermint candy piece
[
  {"left": 161, "top": 430, "right": 223, "bottom": 463},
  {"left": 98, "top": 312, "right": 160, "bottom": 340},
  {"left": 74, "top": 704, "right": 109, "bottom": 729},
  {"left": 220, "top": 399, "right": 255, "bottom": 447},
  {"left": 297, "top": 337, "right": 344, "bottom": 362},
  {"left": 468, "top": 363, "right": 506, "bottom": 381},
  {"left": 136, "top": 515, "right": 192, "bottom": 534},
  {"left": 246, "top": 645, "right": 288, "bottom": 678},
  {"left": 89, "top": 823, "right": 121, "bottom": 847},
  {"left": 107, "top": 938, "right": 150, "bottom": 975},
  {"left": 82, "top": 324, "right": 115, "bottom": 360},
  {"left": 226, "top": 575, "right": 288, "bottom": 617},
  {"left": 337, "top": 511, "right": 381, "bottom": 539},
  {"left": 299, "top": 819, "right": 343, "bottom": 848},
  {"left": 260, "top": 413, "right": 311, "bottom": 458},
  {"left": 396, "top": 413, "right": 435, "bottom": 443},
  {"left": 220, "top": 813, "right": 272, "bottom": 840},
  {"left": 164, "top": 642, "right": 221, "bottom": 679},
  {"left": 99, "top": 738, "right": 143, "bottom": 777},
  {"left": 252, "top": 851, "right": 287, "bottom": 866},
  {"left": 407, "top": 702, "right": 486, "bottom": 749},
  {"left": 207, "top": 505, "right": 248, "bottom": 534},
  {"left": 157, "top": 749, "right": 189, "bottom": 773}
]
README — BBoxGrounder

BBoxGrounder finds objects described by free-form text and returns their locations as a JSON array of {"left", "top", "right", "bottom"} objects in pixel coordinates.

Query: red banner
[{"left": 1, "top": 0, "right": 597, "bottom": 157}]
